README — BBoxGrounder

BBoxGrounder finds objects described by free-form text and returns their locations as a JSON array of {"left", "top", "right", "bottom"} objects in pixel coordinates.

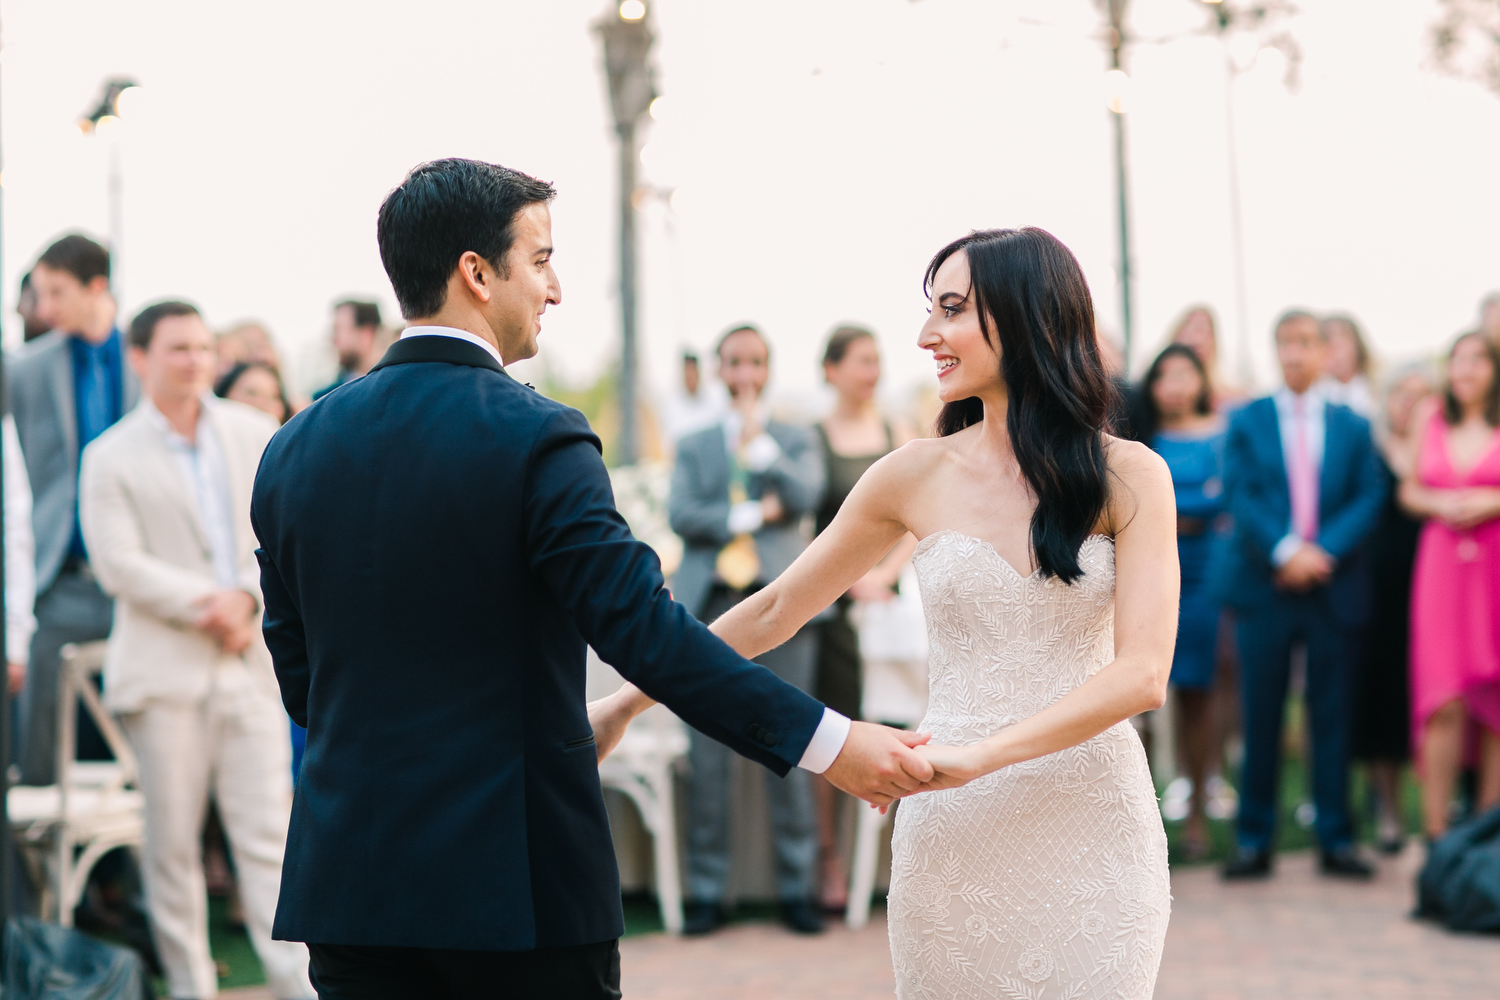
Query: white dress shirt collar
[
  {"left": 399, "top": 326, "right": 505, "bottom": 368},
  {"left": 141, "top": 395, "right": 240, "bottom": 589}
]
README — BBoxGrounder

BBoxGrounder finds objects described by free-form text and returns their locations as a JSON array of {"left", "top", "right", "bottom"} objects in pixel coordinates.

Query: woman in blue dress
[{"left": 1141, "top": 343, "right": 1228, "bottom": 858}]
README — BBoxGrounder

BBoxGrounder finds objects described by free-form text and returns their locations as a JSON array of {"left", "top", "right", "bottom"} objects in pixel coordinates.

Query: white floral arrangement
[{"left": 609, "top": 462, "right": 684, "bottom": 579}]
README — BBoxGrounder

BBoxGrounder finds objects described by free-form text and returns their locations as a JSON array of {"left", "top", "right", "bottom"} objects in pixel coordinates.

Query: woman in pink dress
[{"left": 1403, "top": 331, "right": 1500, "bottom": 839}]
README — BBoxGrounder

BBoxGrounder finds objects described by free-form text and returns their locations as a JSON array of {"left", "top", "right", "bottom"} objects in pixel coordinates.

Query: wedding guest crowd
[
  {"left": 1123, "top": 294, "right": 1500, "bottom": 886},
  {"left": 8, "top": 220, "right": 1500, "bottom": 970}
]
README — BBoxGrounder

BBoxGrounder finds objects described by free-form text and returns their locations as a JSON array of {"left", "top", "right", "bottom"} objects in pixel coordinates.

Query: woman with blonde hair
[{"left": 1168, "top": 305, "right": 1246, "bottom": 411}]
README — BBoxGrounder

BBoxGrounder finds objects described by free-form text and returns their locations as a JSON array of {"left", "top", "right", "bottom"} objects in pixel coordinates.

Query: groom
[{"left": 250, "top": 158, "right": 934, "bottom": 999}]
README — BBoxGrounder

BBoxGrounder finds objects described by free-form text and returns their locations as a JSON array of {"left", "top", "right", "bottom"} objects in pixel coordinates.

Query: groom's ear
[{"left": 454, "top": 250, "right": 495, "bottom": 305}]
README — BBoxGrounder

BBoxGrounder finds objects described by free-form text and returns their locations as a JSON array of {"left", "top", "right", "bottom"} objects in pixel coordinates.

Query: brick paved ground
[{"left": 615, "top": 845, "right": 1500, "bottom": 999}]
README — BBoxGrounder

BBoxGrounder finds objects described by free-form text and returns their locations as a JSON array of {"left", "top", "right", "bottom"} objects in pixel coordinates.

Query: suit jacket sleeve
[
  {"left": 1317, "top": 414, "right": 1387, "bottom": 561},
  {"left": 761, "top": 424, "right": 825, "bottom": 515},
  {"left": 79, "top": 444, "right": 218, "bottom": 625},
  {"left": 1223, "top": 407, "right": 1287, "bottom": 567},
  {"left": 250, "top": 469, "right": 309, "bottom": 727},
  {"left": 668, "top": 435, "right": 733, "bottom": 547},
  {"left": 526, "top": 408, "right": 824, "bottom": 774}
]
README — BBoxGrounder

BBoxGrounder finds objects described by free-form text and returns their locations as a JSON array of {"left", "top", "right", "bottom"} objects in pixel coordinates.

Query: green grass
[{"left": 1161, "top": 696, "right": 1426, "bottom": 866}]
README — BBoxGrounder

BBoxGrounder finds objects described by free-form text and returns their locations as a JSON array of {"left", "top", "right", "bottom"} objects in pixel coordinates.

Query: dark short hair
[
  {"left": 215, "top": 361, "right": 291, "bottom": 424},
  {"left": 1443, "top": 331, "right": 1500, "bottom": 427},
  {"left": 377, "top": 159, "right": 556, "bottom": 319},
  {"left": 335, "top": 300, "right": 382, "bottom": 330},
  {"left": 1273, "top": 309, "right": 1322, "bottom": 340},
  {"left": 823, "top": 325, "right": 875, "bottom": 366},
  {"left": 129, "top": 301, "right": 201, "bottom": 350},
  {"left": 716, "top": 324, "right": 768, "bottom": 360},
  {"left": 37, "top": 234, "right": 110, "bottom": 287},
  {"left": 19, "top": 271, "right": 32, "bottom": 294}
]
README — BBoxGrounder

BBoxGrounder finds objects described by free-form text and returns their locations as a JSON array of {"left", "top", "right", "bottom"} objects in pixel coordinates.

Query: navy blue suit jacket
[
  {"left": 1213, "top": 394, "right": 1386, "bottom": 627},
  {"left": 251, "top": 335, "right": 825, "bottom": 950}
]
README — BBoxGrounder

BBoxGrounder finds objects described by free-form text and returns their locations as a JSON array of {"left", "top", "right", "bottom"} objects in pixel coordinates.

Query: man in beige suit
[{"left": 79, "top": 300, "right": 313, "bottom": 1000}]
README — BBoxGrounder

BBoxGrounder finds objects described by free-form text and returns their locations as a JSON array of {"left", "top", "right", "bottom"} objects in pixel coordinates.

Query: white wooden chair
[
  {"left": 8, "top": 641, "right": 145, "bottom": 925},
  {"left": 587, "top": 648, "right": 690, "bottom": 934}
]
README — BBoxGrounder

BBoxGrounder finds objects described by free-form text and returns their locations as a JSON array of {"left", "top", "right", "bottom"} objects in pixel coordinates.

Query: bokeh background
[{"left": 5, "top": 0, "right": 1499, "bottom": 407}]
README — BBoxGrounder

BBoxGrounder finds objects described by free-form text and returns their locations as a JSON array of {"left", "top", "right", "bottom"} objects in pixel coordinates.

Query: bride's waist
[{"left": 919, "top": 708, "right": 1131, "bottom": 742}]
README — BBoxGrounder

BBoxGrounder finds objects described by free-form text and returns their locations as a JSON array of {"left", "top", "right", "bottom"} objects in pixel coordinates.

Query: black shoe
[
  {"left": 779, "top": 899, "right": 826, "bottom": 935},
  {"left": 1221, "top": 846, "right": 1273, "bottom": 880},
  {"left": 1319, "top": 845, "right": 1375, "bottom": 879},
  {"left": 682, "top": 900, "right": 726, "bottom": 936}
]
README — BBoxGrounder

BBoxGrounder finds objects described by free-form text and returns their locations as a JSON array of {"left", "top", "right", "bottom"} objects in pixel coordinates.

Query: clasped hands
[
  {"left": 193, "top": 589, "right": 259, "bottom": 654},
  {"left": 586, "top": 687, "right": 983, "bottom": 809},
  {"left": 1273, "top": 542, "right": 1333, "bottom": 593},
  {"left": 1431, "top": 487, "right": 1500, "bottom": 532}
]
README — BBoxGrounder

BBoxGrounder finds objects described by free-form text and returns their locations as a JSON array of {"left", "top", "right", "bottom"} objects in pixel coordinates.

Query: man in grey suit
[
  {"left": 8, "top": 234, "right": 139, "bottom": 785},
  {"left": 668, "top": 324, "right": 827, "bottom": 937}
]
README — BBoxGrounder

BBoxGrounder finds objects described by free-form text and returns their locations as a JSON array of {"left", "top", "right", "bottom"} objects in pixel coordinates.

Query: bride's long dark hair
[{"left": 927, "top": 228, "right": 1115, "bottom": 584}]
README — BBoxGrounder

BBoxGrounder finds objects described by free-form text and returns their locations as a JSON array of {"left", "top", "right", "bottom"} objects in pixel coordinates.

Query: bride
[{"left": 599, "top": 227, "right": 1177, "bottom": 999}]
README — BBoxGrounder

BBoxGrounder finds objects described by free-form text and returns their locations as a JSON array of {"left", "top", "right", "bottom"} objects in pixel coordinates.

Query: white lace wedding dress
[{"left": 888, "top": 531, "right": 1170, "bottom": 1000}]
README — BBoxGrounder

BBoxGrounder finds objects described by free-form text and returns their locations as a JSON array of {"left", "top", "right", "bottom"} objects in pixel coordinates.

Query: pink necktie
[{"left": 1289, "top": 396, "right": 1319, "bottom": 542}]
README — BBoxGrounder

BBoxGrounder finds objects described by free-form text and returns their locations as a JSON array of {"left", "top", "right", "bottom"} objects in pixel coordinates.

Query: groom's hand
[{"left": 823, "top": 722, "right": 934, "bottom": 807}]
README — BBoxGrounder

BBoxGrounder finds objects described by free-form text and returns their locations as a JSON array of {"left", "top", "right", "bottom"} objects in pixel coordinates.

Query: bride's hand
[
  {"left": 910, "top": 743, "right": 985, "bottom": 792},
  {"left": 587, "top": 693, "right": 633, "bottom": 763}
]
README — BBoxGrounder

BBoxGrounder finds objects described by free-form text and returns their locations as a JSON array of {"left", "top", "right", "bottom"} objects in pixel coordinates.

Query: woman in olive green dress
[{"left": 813, "top": 325, "right": 917, "bottom": 910}]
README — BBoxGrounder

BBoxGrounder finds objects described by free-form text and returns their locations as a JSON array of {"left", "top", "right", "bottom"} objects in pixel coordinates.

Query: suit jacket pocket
[{"left": 564, "top": 733, "right": 597, "bottom": 751}]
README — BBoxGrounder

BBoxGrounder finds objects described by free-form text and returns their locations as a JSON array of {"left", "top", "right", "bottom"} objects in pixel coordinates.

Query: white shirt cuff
[
  {"left": 797, "top": 707, "right": 853, "bottom": 774},
  {"left": 727, "top": 500, "right": 765, "bottom": 535},
  {"left": 1271, "top": 534, "right": 1305, "bottom": 568}
]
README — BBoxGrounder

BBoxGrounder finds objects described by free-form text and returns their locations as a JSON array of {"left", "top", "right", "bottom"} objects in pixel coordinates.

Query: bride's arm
[
  {"left": 590, "top": 450, "right": 917, "bottom": 752},
  {"left": 710, "top": 455, "right": 912, "bottom": 658},
  {"left": 916, "top": 440, "right": 1179, "bottom": 788}
]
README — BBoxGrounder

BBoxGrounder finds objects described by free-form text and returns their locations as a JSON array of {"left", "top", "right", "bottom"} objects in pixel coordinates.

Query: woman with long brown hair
[{"left": 595, "top": 227, "right": 1180, "bottom": 997}]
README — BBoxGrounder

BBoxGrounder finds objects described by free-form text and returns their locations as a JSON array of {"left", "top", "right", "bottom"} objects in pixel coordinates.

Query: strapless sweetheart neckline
[{"left": 913, "top": 529, "right": 1115, "bottom": 583}]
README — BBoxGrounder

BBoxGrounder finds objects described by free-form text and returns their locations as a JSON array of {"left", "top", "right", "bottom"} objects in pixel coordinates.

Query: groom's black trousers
[{"left": 307, "top": 939, "right": 621, "bottom": 999}]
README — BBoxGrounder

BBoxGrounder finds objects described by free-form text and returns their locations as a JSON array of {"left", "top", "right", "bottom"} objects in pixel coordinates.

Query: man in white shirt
[{"left": 79, "top": 301, "right": 313, "bottom": 1000}]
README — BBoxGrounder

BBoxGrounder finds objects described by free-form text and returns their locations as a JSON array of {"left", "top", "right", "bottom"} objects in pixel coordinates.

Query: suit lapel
[
  {"left": 205, "top": 403, "right": 250, "bottom": 556},
  {"left": 47, "top": 339, "right": 79, "bottom": 467},
  {"left": 1319, "top": 404, "right": 1346, "bottom": 513},
  {"left": 1256, "top": 399, "right": 1289, "bottom": 495},
  {"left": 704, "top": 427, "right": 731, "bottom": 499},
  {"left": 135, "top": 413, "right": 214, "bottom": 555}
]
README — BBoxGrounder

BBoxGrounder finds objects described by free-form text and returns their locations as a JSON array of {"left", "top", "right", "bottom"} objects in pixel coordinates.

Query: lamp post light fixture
[
  {"left": 78, "top": 77, "right": 140, "bottom": 305},
  {"left": 595, "top": 2, "right": 657, "bottom": 466},
  {"left": 1098, "top": 0, "right": 1136, "bottom": 370}
]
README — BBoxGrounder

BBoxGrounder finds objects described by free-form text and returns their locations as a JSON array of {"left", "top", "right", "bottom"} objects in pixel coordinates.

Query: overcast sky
[{"left": 4, "top": 0, "right": 1498, "bottom": 407}]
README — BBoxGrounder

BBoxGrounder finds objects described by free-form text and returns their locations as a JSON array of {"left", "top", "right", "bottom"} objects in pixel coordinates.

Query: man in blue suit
[
  {"left": 1217, "top": 311, "right": 1386, "bottom": 880},
  {"left": 250, "top": 159, "right": 933, "bottom": 999}
]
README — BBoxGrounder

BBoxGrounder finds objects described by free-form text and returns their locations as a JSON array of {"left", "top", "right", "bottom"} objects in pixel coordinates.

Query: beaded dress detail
[{"left": 888, "top": 531, "right": 1169, "bottom": 1000}]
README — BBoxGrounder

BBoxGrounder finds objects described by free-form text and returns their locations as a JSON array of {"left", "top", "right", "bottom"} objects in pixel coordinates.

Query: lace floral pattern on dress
[{"left": 887, "top": 531, "right": 1170, "bottom": 1000}]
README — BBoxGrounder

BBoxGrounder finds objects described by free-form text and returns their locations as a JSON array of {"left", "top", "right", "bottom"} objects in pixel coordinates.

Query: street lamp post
[
  {"left": 1100, "top": 0, "right": 1135, "bottom": 370},
  {"left": 78, "top": 78, "right": 140, "bottom": 306},
  {"left": 595, "top": 2, "right": 656, "bottom": 466}
]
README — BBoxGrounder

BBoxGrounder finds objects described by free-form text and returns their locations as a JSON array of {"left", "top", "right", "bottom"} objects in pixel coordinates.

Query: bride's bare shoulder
[{"left": 1102, "top": 434, "right": 1173, "bottom": 529}]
